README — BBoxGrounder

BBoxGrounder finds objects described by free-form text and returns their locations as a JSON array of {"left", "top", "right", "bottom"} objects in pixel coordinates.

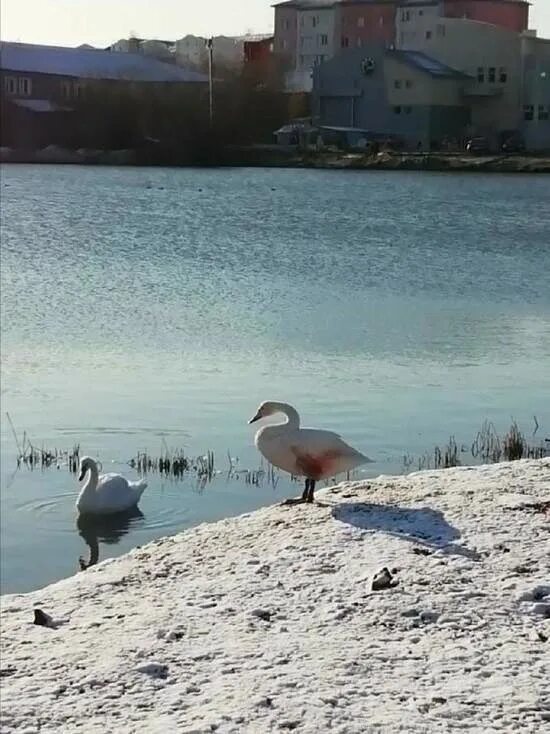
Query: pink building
[{"left": 336, "top": 2, "right": 397, "bottom": 49}]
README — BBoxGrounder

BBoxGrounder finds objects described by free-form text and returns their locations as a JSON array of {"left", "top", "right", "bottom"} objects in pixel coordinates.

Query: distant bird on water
[
  {"left": 76, "top": 456, "right": 147, "bottom": 515},
  {"left": 249, "top": 401, "right": 372, "bottom": 504}
]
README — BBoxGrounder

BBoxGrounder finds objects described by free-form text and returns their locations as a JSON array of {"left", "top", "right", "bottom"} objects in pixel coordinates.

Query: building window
[
  {"left": 61, "top": 80, "right": 72, "bottom": 98},
  {"left": 18, "top": 77, "right": 32, "bottom": 96},
  {"left": 341, "top": 36, "right": 349, "bottom": 48},
  {"left": 499, "top": 67, "right": 507, "bottom": 83},
  {"left": 538, "top": 105, "right": 549, "bottom": 121},
  {"left": 394, "top": 106, "right": 402, "bottom": 114},
  {"left": 477, "top": 67, "right": 484, "bottom": 83},
  {"left": 284, "top": 19, "right": 290, "bottom": 30},
  {"left": 319, "top": 34, "right": 328, "bottom": 46},
  {"left": 425, "top": 30, "right": 432, "bottom": 40},
  {"left": 488, "top": 67, "right": 496, "bottom": 83},
  {"left": 299, "top": 54, "right": 305, "bottom": 66},
  {"left": 401, "top": 10, "right": 411, "bottom": 22},
  {"left": 394, "top": 79, "right": 402, "bottom": 89},
  {"left": 4, "top": 76, "right": 17, "bottom": 95},
  {"left": 312, "top": 16, "right": 318, "bottom": 28},
  {"left": 524, "top": 105, "right": 534, "bottom": 121},
  {"left": 437, "top": 24, "right": 446, "bottom": 37},
  {"left": 419, "top": 9, "right": 423, "bottom": 15},
  {"left": 356, "top": 38, "right": 363, "bottom": 48},
  {"left": 405, "top": 79, "right": 413, "bottom": 88},
  {"left": 404, "top": 106, "right": 412, "bottom": 114},
  {"left": 358, "top": 17, "right": 365, "bottom": 28}
]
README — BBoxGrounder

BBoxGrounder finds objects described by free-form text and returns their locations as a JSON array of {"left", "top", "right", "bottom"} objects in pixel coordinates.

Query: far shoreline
[{"left": 2, "top": 147, "right": 550, "bottom": 174}]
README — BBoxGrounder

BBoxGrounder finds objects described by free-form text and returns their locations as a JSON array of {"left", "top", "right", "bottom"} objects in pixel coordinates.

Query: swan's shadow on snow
[
  {"left": 77, "top": 507, "right": 145, "bottom": 569},
  {"left": 332, "top": 502, "right": 480, "bottom": 560}
]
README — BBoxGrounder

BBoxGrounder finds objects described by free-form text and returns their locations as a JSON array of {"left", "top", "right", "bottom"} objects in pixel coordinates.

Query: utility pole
[{"left": 206, "top": 37, "right": 214, "bottom": 128}]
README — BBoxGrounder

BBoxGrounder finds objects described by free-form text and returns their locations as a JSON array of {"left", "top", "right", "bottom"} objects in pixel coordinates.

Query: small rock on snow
[
  {"left": 135, "top": 662, "right": 168, "bottom": 679},
  {"left": 250, "top": 608, "right": 272, "bottom": 622},
  {"left": 33, "top": 609, "right": 55, "bottom": 628},
  {"left": 372, "top": 567, "right": 398, "bottom": 591}
]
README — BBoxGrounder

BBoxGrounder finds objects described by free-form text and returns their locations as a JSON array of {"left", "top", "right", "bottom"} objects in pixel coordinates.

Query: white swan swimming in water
[
  {"left": 76, "top": 456, "right": 147, "bottom": 515},
  {"left": 249, "top": 401, "right": 372, "bottom": 504}
]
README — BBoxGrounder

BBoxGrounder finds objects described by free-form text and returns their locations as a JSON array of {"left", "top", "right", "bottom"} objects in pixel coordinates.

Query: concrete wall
[
  {"left": 296, "top": 7, "right": 336, "bottom": 72},
  {"left": 521, "top": 36, "right": 550, "bottom": 150},
  {"left": 175, "top": 36, "right": 244, "bottom": 71},
  {"left": 443, "top": 1, "right": 529, "bottom": 33},
  {"left": 397, "top": 2, "right": 442, "bottom": 46},
  {"left": 396, "top": 17, "right": 523, "bottom": 135},
  {"left": 274, "top": 6, "right": 299, "bottom": 67},
  {"left": 385, "top": 55, "right": 463, "bottom": 105},
  {"left": 397, "top": 1, "right": 529, "bottom": 34}
]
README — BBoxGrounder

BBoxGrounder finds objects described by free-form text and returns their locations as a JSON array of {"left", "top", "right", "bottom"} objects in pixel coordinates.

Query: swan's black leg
[
  {"left": 282, "top": 478, "right": 310, "bottom": 506},
  {"left": 306, "top": 479, "right": 316, "bottom": 503}
]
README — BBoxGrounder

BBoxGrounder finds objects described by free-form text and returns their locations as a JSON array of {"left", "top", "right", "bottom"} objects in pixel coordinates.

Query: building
[
  {"left": 336, "top": 1, "right": 398, "bottom": 50},
  {"left": 0, "top": 42, "right": 208, "bottom": 148},
  {"left": 274, "top": 1, "right": 397, "bottom": 92},
  {"left": 274, "top": 0, "right": 532, "bottom": 92},
  {"left": 177, "top": 35, "right": 247, "bottom": 70},
  {"left": 244, "top": 36, "right": 275, "bottom": 65},
  {"left": 107, "top": 37, "right": 176, "bottom": 61},
  {"left": 273, "top": 0, "right": 338, "bottom": 92},
  {"left": 396, "top": 1, "right": 530, "bottom": 41},
  {"left": 312, "top": 43, "right": 472, "bottom": 148},
  {"left": 521, "top": 34, "right": 550, "bottom": 150},
  {"left": 395, "top": 13, "right": 549, "bottom": 148},
  {"left": 396, "top": 17, "right": 523, "bottom": 135}
]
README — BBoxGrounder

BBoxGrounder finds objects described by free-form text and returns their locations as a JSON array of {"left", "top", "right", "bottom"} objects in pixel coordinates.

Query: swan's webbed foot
[
  {"left": 282, "top": 479, "right": 316, "bottom": 506},
  {"left": 282, "top": 497, "right": 307, "bottom": 506}
]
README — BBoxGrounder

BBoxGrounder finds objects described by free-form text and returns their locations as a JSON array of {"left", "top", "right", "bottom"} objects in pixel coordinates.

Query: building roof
[
  {"left": 397, "top": 0, "right": 529, "bottom": 5},
  {"left": 0, "top": 42, "right": 208, "bottom": 82},
  {"left": 272, "top": 1, "right": 337, "bottom": 9},
  {"left": 388, "top": 49, "right": 473, "bottom": 79}
]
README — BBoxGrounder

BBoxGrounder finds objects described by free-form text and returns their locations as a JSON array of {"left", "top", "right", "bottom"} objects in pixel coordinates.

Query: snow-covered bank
[{"left": 1, "top": 460, "right": 549, "bottom": 733}]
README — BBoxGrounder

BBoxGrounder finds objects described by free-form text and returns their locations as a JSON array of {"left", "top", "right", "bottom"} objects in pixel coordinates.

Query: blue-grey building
[{"left": 312, "top": 44, "right": 473, "bottom": 150}]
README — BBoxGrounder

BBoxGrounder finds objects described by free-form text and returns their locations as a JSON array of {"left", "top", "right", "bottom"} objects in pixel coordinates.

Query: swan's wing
[
  {"left": 289, "top": 428, "right": 372, "bottom": 479},
  {"left": 96, "top": 473, "right": 130, "bottom": 494},
  {"left": 297, "top": 428, "right": 370, "bottom": 461}
]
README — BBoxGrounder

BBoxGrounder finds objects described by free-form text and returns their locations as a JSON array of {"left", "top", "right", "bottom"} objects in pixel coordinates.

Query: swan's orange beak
[{"left": 248, "top": 411, "right": 261, "bottom": 424}]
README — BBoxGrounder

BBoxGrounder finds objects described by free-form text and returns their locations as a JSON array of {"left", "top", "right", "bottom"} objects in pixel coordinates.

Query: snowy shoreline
[{"left": 1, "top": 459, "right": 549, "bottom": 733}]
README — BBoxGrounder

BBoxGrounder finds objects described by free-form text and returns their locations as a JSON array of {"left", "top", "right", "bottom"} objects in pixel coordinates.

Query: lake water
[{"left": 1, "top": 164, "right": 549, "bottom": 594}]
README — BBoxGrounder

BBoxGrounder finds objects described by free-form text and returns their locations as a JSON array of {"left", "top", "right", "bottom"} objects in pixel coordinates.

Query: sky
[{"left": 0, "top": 0, "right": 549, "bottom": 47}]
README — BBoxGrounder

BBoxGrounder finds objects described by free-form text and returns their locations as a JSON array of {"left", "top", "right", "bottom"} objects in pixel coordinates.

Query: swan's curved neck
[
  {"left": 273, "top": 403, "right": 300, "bottom": 430},
  {"left": 79, "top": 462, "right": 99, "bottom": 498}
]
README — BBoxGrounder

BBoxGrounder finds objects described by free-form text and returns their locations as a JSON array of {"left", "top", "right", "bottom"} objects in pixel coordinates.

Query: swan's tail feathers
[
  {"left": 359, "top": 452, "right": 374, "bottom": 464},
  {"left": 131, "top": 480, "right": 148, "bottom": 496}
]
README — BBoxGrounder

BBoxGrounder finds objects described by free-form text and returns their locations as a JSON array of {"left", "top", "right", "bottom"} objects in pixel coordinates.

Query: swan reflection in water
[{"left": 77, "top": 507, "right": 145, "bottom": 570}]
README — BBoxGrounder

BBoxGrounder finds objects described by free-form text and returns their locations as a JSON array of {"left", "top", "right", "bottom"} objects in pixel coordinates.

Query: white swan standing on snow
[
  {"left": 76, "top": 456, "right": 147, "bottom": 515},
  {"left": 249, "top": 401, "right": 372, "bottom": 504}
]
